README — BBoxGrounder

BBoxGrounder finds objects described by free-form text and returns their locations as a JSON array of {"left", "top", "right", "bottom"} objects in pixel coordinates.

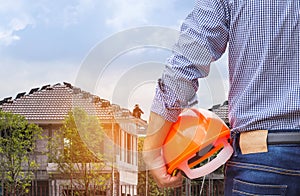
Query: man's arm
[
  {"left": 143, "top": 0, "right": 229, "bottom": 188},
  {"left": 143, "top": 112, "right": 183, "bottom": 188}
]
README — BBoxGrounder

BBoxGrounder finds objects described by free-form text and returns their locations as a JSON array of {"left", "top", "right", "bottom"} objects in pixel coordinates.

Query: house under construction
[{"left": 0, "top": 82, "right": 147, "bottom": 196}]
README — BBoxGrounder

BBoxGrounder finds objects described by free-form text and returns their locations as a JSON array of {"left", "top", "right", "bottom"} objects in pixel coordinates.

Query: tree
[
  {"left": 0, "top": 110, "right": 42, "bottom": 196},
  {"left": 48, "top": 108, "right": 110, "bottom": 195}
]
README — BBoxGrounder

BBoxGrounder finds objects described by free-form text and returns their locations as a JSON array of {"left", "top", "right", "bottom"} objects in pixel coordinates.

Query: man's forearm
[{"left": 143, "top": 112, "right": 173, "bottom": 168}]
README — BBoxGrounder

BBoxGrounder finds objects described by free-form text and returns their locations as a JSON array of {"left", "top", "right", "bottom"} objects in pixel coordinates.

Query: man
[
  {"left": 133, "top": 104, "right": 144, "bottom": 119},
  {"left": 143, "top": 0, "right": 300, "bottom": 195}
]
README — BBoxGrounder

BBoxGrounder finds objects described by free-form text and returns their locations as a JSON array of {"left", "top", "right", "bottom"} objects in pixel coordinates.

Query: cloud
[
  {"left": 0, "top": 0, "right": 22, "bottom": 13},
  {"left": 63, "top": 0, "right": 96, "bottom": 27},
  {"left": 105, "top": 0, "right": 149, "bottom": 29},
  {"left": 0, "top": 31, "right": 20, "bottom": 46},
  {"left": 105, "top": 0, "right": 177, "bottom": 30},
  {"left": 0, "top": 1, "right": 35, "bottom": 46},
  {"left": 0, "top": 0, "right": 98, "bottom": 46},
  {"left": 0, "top": 57, "right": 79, "bottom": 99}
]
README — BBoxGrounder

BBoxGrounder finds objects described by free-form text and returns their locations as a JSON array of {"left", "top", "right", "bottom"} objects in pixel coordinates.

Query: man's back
[{"left": 227, "top": 0, "right": 300, "bottom": 133}]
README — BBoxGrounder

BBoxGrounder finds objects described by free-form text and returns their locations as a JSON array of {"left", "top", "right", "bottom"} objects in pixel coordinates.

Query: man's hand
[
  {"left": 150, "top": 164, "right": 183, "bottom": 188},
  {"left": 144, "top": 154, "right": 183, "bottom": 188}
]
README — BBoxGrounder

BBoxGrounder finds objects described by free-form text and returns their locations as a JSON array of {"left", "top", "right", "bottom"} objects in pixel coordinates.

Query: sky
[{"left": 0, "top": 0, "right": 229, "bottom": 120}]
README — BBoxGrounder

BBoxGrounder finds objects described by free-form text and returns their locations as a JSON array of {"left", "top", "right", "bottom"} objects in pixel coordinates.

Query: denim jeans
[{"left": 224, "top": 130, "right": 300, "bottom": 196}]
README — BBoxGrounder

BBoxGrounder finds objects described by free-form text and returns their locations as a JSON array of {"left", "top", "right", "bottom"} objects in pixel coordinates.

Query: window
[{"left": 127, "top": 133, "right": 133, "bottom": 164}]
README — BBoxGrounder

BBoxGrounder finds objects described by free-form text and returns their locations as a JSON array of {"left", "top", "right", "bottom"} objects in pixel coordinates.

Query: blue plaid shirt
[{"left": 151, "top": 0, "right": 300, "bottom": 133}]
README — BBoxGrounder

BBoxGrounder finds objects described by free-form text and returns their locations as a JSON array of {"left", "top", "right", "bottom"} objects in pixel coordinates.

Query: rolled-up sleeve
[{"left": 151, "top": 0, "right": 229, "bottom": 122}]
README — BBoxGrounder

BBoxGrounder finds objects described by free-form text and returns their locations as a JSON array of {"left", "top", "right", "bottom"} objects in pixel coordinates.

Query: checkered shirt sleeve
[{"left": 151, "top": 0, "right": 229, "bottom": 122}]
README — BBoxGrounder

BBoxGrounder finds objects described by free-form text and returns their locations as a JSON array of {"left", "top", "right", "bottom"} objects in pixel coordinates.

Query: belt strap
[
  {"left": 268, "top": 132, "right": 300, "bottom": 144},
  {"left": 239, "top": 130, "right": 300, "bottom": 155}
]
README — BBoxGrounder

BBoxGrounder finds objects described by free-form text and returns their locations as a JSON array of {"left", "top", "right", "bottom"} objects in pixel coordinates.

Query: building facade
[{"left": 0, "top": 82, "right": 147, "bottom": 196}]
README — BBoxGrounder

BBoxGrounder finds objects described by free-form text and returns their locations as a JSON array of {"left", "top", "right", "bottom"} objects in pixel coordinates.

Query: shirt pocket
[{"left": 232, "top": 178, "right": 287, "bottom": 196}]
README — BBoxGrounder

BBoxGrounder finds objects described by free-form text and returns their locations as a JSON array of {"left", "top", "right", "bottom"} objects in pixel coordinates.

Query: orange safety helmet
[{"left": 163, "top": 108, "right": 233, "bottom": 179}]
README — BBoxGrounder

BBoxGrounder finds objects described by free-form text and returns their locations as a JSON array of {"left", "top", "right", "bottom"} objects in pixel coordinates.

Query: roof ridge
[
  {"left": 0, "top": 82, "right": 76, "bottom": 105},
  {"left": 0, "top": 82, "right": 136, "bottom": 120}
]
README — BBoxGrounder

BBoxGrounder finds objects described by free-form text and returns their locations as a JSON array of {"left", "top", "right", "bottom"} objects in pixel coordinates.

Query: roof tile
[{"left": 0, "top": 83, "right": 140, "bottom": 123}]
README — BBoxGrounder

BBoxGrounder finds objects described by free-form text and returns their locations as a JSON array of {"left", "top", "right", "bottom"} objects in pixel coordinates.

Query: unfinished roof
[
  {"left": 0, "top": 82, "right": 145, "bottom": 127},
  {"left": 209, "top": 100, "right": 229, "bottom": 127}
]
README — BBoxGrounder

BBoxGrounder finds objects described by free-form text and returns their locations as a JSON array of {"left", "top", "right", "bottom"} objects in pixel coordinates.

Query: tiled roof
[
  {"left": 209, "top": 100, "right": 229, "bottom": 127},
  {"left": 0, "top": 82, "right": 142, "bottom": 124}
]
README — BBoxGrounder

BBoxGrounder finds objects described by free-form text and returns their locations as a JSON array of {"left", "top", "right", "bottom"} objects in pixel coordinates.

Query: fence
[
  {"left": 0, "top": 180, "right": 49, "bottom": 196},
  {"left": 158, "top": 179, "right": 224, "bottom": 196},
  {"left": 59, "top": 185, "right": 109, "bottom": 196},
  {"left": 58, "top": 178, "right": 224, "bottom": 196},
  {"left": 0, "top": 179, "right": 224, "bottom": 196}
]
